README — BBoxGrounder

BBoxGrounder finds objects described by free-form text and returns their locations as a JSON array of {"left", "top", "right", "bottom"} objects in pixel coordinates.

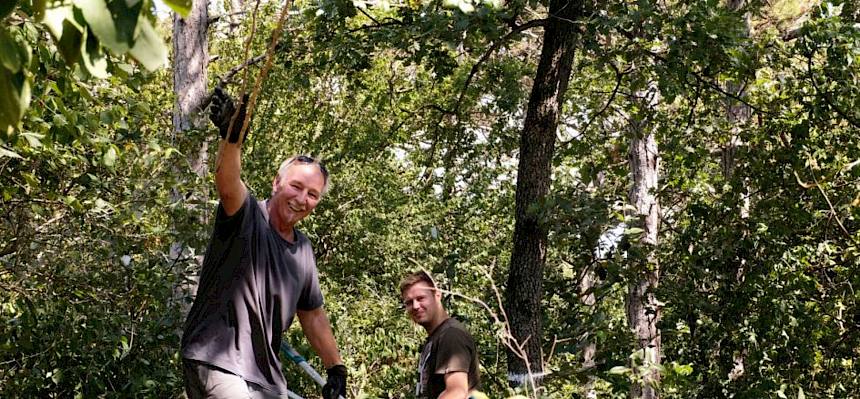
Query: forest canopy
[{"left": 2, "top": 0, "right": 860, "bottom": 398}]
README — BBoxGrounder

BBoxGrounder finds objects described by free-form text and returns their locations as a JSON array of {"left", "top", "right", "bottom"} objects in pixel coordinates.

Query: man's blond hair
[{"left": 399, "top": 270, "right": 437, "bottom": 296}]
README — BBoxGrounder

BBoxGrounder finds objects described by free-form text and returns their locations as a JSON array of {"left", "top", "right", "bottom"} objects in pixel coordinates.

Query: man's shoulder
[
  {"left": 436, "top": 318, "right": 475, "bottom": 342},
  {"left": 292, "top": 227, "right": 310, "bottom": 243}
]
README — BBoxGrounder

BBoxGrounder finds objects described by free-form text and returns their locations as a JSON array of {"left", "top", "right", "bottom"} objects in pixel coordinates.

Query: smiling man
[
  {"left": 181, "top": 88, "right": 347, "bottom": 399},
  {"left": 400, "top": 271, "right": 480, "bottom": 399}
]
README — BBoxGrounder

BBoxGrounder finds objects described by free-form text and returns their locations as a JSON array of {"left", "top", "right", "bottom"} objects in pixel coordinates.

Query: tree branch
[
  {"left": 348, "top": 10, "right": 406, "bottom": 33},
  {"left": 810, "top": 168, "right": 857, "bottom": 244},
  {"left": 644, "top": 50, "right": 770, "bottom": 115},
  {"left": 197, "top": 54, "right": 268, "bottom": 113},
  {"left": 219, "top": 54, "right": 267, "bottom": 86},
  {"left": 208, "top": 10, "right": 248, "bottom": 25},
  {"left": 357, "top": 6, "right": 382, "bottom": 25},
  {"left": 451, "top": 18, "right": 548, "bottom": 118}
]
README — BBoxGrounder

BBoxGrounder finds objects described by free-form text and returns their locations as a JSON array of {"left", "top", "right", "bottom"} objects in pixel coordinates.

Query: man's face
[
  {"left": 402, "top": 282, "right": 441, "bottom": 327},
  {"left": 270, "top": 163, "right": 325, "bottom": 231}
]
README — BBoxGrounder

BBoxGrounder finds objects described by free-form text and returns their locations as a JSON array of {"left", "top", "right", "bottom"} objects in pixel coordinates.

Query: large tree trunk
[
  {"left": 173, "top": 0, "right": 210, "bottom": 177},
  {"left": 171, "top": 0, "right": 209, "bottom": 318},
  {"left": 504, "top": 0, "right": 583, "bottom": 388},
  {"left": 626, "top": 90, "right": 661, "bottom": 399},
  {"left": 173, "top": 0, "right": 209, "bottom": 135}
]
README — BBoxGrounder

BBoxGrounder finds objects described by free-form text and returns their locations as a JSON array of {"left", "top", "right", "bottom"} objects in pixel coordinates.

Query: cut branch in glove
[
  {"left": 322, "top": 364, "right": 347, "bottom": 399},
  {"left": 209, "top": 86, "right": 250, "bottom": 144}
]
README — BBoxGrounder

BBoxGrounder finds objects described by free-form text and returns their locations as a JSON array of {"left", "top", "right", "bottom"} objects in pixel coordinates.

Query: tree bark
[
  {"left": 580, "top": 264, "right": 598, "bottom": 398},
  {"left": 721, "top": 0, "right": 751, "bottom": 185},
  {"left": 504, "top": 0, "right": 583, "bottom": 388},
  {"left": 173, "top": 0, "right": 209, "bottom": 135},
  {"left": 171, "top": 0, "right": 209, "bottom": 321},
  {"left": 722, "top": 0, "right": 752, "bottom": 383},
  {"left": 626, "top": 91, "right": 661, "bottom": 399}
]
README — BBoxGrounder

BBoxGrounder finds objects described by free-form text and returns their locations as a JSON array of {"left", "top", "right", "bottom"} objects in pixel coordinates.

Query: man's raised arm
[{"left": 210, "top": 87, "right": 248, "bottom": 216}]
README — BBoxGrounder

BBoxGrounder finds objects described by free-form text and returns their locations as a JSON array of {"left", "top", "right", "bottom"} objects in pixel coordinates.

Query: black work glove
[
  {"left": 322, "top": 364, "right": 347, "bottom": 399},
  {"left": 209, "top": 86, "right": 249, "bottom": 143}
]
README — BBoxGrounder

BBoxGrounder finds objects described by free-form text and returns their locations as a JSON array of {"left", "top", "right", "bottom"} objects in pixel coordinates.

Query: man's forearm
[
  {"left": 298, "top": 308, "right": 343, "bottom": 368},
  {"left": 209, "top": 87, "right": 249, "bottom": 216},
  {"left": 214, "top": 139, "right": 247, "bottom": 216},
  {"left": 215, "top": 140, "right": 242, "bottom": 186}
]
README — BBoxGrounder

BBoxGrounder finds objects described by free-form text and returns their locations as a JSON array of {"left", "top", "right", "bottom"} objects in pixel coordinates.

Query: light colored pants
[{"left": 183, "top": 359, "right": 285, "bottom": 399}]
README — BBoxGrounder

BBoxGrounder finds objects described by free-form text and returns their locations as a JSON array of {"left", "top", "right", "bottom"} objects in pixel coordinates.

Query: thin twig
[
  {"left": 563, "top": 60, "right": 623, "bottom": 144},
  {"left": 642, "top": 50, "right": 769, "bottom": 115},
  {"left": 810, "top": 168, "right": 856, "bottom": 243},
  {"left": 434, "top": 264, "right": 543, "bottom": 398}
]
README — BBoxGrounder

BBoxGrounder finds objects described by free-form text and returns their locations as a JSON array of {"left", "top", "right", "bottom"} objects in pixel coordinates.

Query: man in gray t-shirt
[{"left": 181, "top": 88, "right": 347, "bottom": 399}]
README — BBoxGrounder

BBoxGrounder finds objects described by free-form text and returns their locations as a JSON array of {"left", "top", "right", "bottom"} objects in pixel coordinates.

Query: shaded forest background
[{"left": 2, "top": 0, "right": 860, "bottom": 397}]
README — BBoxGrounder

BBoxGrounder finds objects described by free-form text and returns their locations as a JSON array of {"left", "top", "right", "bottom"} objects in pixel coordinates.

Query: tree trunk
[
  {"left": 580, "top": 265, "right": 598, "bottom": 398},
  {"left": 171, "top": 0, "right": 209, "bottom": 318},
  {"left": 721, "top": 0, "right": 751, "bottom": 186},
  {"left": 173, "top": 0, "right": 209, "bottom": 132},
  {"left": 723, "top": 0, "right": 751, "bottom": 381},
  {"left": 229, "top": 0, "right": 244, "bottom": 31},
  {"left": 626, "top": 91, "right": 661, "bottom": 399},
  {"left": 504, "top": 0, "right": 583, "bottom": 388}
]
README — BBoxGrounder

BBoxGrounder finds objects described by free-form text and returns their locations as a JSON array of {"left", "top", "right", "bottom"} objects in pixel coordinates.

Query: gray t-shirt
[{"left": 182, "top": 195, "right": 323, "bottom": 394}]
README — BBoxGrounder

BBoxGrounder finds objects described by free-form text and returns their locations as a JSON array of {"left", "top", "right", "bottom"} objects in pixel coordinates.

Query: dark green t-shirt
[
  {"left": 416, "top": 318, "right": 480, "bottom": 398},
  {"left": 182, "top": 195, "right": 323, "bottom": 394}
]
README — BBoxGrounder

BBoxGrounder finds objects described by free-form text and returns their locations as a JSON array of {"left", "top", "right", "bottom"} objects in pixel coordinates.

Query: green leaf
[
  {"left": 0, "top": 145, "right": 22, "bottom": 159},
  {"left": 672, "top": 362, "right": 693, "bottom": 376},
  {"left": 0, "top": 0, "right": 17, "bottom": 20},
  {"left": 80, "top": 27, "right": 108, "bottom": 78},
  {"left": 777, "top": 384, "right": 788, "bottom": 399},
  {"left": 21, "top": 132, "right": 44, "bottom": 148},
  {"left": 624, "top": 227, "right": 645, "bottom": 236},
  {"left": 458, "top": 0, "right": 475, "bottom": 13},
  {"left": 32, "top": 0, "right": 45, "bottom": 19},
  {"left": 21, "top": 172, "right": 38, "bottom": 189},
  {"left": 102, "top": 145, "right": 117, "bottom": 167},
  {"left": 0, "top": 67, "right": 30, "bottom": 134},
  {"left": 43, "top": 5, "right": 84, "bottom": 65},
  {"left": 75, "top": 0, "right": 142, "bottom": 53},
  {"left": 127, "top": 17, "right": 167, "bottom": 71},
  {"left": 608, "top": 365, "right": 630, "bottom": 374},
  {"left": 50, "top": 368, "right": 62, "bottom": 384},
  {"left": 826, "top": 2, "right": 843, "bottom": 17},
  {"left": 161, "top": 0, "right": 192, "bottom": 18},
  {"left": 0, "top": 27, "right": 26, "bottom": 72},
  {"left": 42, "top": 4, "right": 75, "bottom": 39}
]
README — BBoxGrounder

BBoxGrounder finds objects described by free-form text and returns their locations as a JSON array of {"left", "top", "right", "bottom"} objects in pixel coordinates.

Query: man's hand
[
  {"left": 322, "top": 364, "right": 347, "bottom": 399},
  {"left": 209, "top": 86, "right": 249, "bottom": 143}
]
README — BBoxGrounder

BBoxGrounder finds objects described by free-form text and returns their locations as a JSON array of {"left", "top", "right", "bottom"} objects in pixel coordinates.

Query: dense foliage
[{"left": 2, "top": 0, "right": 859, "bottom": 398}]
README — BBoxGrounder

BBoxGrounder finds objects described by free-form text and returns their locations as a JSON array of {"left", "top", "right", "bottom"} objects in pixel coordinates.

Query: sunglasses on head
[{"left": 292, "top": 155, "right": 329, "bottom": 180}]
